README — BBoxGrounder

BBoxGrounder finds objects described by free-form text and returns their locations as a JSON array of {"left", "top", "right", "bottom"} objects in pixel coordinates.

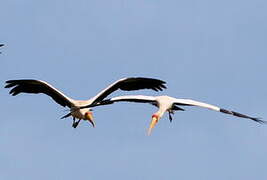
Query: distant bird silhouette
[{"left": 0, "top": 44, "right": 4, "bottom": 54}]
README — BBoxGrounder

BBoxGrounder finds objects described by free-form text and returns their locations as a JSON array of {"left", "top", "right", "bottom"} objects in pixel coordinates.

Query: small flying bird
[
  {"left": 86, "top": 95, "right": 264, "bottom": 135},
  {"left": 5, "top": 78, "right": 166, "bottom": 128},
  {"left": 0, "top": 44, "right": 4, "bottom": 53}
]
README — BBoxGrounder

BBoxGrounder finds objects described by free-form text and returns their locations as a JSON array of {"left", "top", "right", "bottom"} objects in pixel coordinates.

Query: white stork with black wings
[
  {"left": 5, "top": 77, "right": 166, "bottom": 128},
  {"left": 87, "top": 95, "right": 264, "bottom": 135}
]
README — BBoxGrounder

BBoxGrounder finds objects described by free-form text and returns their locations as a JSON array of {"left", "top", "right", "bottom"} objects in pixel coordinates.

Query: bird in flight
[
  {"left": 5, "top": 77, "right": 166, "bottom": 128},
  {"left": 0, "top": 44, "right": 4, "bottom": 54},
  {"left": 85, "top": 95, "right": 264, "bottom": 135}
]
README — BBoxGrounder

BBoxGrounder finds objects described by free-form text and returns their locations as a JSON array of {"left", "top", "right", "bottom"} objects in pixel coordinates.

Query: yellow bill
[
  {"left": 85, "top": 111, "right": 95, "bottom": 127},
  {"left": 147, "top": 116, "right": 158, "bottom": 135}
]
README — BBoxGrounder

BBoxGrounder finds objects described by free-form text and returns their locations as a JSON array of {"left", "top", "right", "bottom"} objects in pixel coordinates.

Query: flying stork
[
  {"left": 85, "top": 95, "right": 264, "bottom": 135},
  {"left": 5, "top": 78, "right": 166, "bottom": 128}
]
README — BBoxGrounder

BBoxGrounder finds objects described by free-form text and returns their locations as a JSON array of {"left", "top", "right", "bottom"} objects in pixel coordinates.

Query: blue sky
[{"left": 1, "top": 0, "right": 267, "bottom": 179}]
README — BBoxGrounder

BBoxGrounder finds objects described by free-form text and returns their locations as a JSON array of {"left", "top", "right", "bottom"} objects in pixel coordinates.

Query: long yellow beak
[
  {"left": 148, "top": 117, "right": 158, "bottom": 135},
  {"left": 85, "top": 112, "right": 95, "bottom": 127}
]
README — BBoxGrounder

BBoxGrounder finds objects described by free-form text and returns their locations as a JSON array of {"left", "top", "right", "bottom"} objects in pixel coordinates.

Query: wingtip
[
  {"left": 161, "top": 80, "right": 167, "bottom": 84},
  {"left": 4, "top": 80, "right": 20, "bottom": 88},
  {"left": 252, "top": 118, "right": 266, "bottom": 124},
  {"left": 4, "top": 80, "right": 12, "bottom": 87},
  {"left": 220, "top": 108, "right": 265, "bottom": 124}
]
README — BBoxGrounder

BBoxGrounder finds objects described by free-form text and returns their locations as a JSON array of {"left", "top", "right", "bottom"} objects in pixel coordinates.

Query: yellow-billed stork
[
  {"left": 87, "top": 95, "right": 264, "bottom": 135},
  {"left": 5, "top": 78, "right": 166, "bottom": 128}
]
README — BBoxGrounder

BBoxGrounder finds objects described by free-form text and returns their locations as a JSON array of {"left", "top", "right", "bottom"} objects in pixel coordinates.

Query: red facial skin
[
  {"left": 152, "top": 114, "right": 159, "bottom": 122},
  {"left": 85, "top": 111, "right": 92, "bottom": 116}
]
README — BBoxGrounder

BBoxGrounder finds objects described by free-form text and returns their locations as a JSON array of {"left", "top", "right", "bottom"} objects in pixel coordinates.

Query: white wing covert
[{"left": 173, "top": 98, "right": 264, "bottom": 123}]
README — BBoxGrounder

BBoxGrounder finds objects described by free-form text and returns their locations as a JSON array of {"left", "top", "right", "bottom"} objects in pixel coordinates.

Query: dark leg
[
  {"left": 72, "top": 117, "right": 77, "bottom": 128},
  {"left": 168, "top": 111, "right": 173, "bottom": 122},
  {"left": 72, "top": 119, "right": 81, "bottom": 128},
  {"left": 168, "top": 110, "right": 175, "bottom": 122}
]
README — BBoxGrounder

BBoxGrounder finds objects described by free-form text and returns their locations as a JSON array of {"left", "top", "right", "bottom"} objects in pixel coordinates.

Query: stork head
[
  {"left": 85, "top": 111, "right": 95, "bottom": 127},
  {"left": 148, "top": 114, "right": 160, "bottom": 135}
]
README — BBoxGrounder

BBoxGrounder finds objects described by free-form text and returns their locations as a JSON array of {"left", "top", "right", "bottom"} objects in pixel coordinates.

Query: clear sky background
[{"left": 1, "top": 0, "right": 267, "bottom": 179}]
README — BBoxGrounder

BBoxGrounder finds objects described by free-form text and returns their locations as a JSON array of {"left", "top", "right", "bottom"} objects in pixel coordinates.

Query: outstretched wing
[
  {"left": 87, "top": 95, "right": 157, "bottom": 108},
  {"left": 5, "top": 79, "right": 75, "bottom": 108},
  {"left": 173, "top": 98, "right": 264, "bottom": 123},
  {"left": 90, "top": 77, "right": 166, "bottom": 105}
]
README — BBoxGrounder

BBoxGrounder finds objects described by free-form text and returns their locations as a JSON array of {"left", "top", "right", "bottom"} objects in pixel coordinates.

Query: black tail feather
[
  {"left": 172, "top": 105, "right": 185, "bottom": 111},
  {"left": 61, "top": 113, "right": 72, "bottom": 119}
]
